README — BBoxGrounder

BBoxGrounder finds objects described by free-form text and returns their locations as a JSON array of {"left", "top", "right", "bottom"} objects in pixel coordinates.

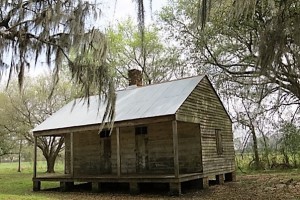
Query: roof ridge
[
  {"left": 73, "top": 75, "right": 205, "bottom": 99},
  {"left": 117, "top": 74, "right": 206, "bottom": 92}
]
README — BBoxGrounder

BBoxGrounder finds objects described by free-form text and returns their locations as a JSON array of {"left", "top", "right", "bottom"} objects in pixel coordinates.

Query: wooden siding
[
  {"left": 116, "top": 121, "right": 202, "bottom": 174},
  {"left": 147, "top": 122, "right": 174, "bottom": 173},
  {"left": 64, "top": 134, "right": 71, "bottom": 174},
  {"left": 71, "top": 122, "right": 175, "bottom": 176},
  {"left": 177, "top": 122, "right": 202, "bottom": 173},
  {"left": 177, "top": 77, "right": 235, "bottom": 176},
  {"left": 119, "top": 126, "right": 136, "bottom": 174},
  {"left": 73, "top": 130, "right": 102, "bottom": 175},
  {"left": 118, "top": 122, "right": 174, "bottom": 174}
]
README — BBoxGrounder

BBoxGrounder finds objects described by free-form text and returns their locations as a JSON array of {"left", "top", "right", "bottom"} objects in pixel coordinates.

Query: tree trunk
[
  {"left": 17, "top": 153, "right": 21, "bottom": 172},
  {"left": 251, "top": 129, "right": 260, "bottom": 170},
  {"left": 39, "top": 136, "right": 65, "bottom": 173},
  {"left": 261, "top": 132, "right": 270, "bottom": 168},
  {"left": 282, "top": 149, "right": 289, "bottom": 165},
  {"left": 46, "top": 156, "right": 56, "bottom": 173},
  {"left": 293, "top": 154, "right": 297, "bottom": 167},
  {"left": 17, "top": 139, "right": 22, "bottom": 172}
]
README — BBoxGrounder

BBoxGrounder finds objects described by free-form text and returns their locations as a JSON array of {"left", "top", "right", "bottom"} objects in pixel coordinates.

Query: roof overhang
[{"left": 33, "top": 114, "right": 176, "bottom": 136}]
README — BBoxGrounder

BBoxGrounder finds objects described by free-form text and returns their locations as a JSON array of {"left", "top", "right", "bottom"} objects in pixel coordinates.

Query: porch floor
[{"left": 33, "top": 172, "right": 204, "bottom": 183}]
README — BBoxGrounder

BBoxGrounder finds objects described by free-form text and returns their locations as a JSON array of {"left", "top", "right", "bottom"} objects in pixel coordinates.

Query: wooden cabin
[{"left": 32, "top": 71, "right": 235, "bottom": 195}]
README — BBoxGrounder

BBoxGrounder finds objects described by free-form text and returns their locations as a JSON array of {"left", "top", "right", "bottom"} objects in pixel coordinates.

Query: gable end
[{"left": 176, "top": 76, "right": 232, "bottom": 124}]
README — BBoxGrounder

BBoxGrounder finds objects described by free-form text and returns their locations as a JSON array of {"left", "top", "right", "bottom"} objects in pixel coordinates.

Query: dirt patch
[
  {"left": 40, "top": 173, "right": 300, "bottom": 200},
  {"left": 181, "top": 174, "right": 300, "bottom": 200}
]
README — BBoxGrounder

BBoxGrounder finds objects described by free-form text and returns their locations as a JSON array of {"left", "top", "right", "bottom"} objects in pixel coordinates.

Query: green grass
[
  {"left": 1, "top": 160, "right": 300, "bottom": 199},
  {"left": 235, "top": 153, "right": 300, "bottom": 176},
  {"left": 0, "top": 162, "right": 63, "bottom": 200}
]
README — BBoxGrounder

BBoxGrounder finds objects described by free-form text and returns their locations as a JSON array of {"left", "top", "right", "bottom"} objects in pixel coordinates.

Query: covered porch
[{"left": 32, "top": 115, "right": 208, "bottom": 195}]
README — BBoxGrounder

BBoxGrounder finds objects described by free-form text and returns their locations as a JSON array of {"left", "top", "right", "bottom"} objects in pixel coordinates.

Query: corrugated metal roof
[{"left": 33, "top": 75, "right": 204, "bottom": 132}]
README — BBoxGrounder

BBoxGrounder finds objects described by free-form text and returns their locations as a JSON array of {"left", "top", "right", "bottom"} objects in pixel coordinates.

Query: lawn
[
  {"left": 1, "top": 161, "right": 300, "bottom": 200},
  {"left": 0, "top": 161, "right": 62, "bottom": 200}
]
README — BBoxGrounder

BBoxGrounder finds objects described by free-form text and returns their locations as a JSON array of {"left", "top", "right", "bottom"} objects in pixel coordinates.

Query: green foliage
[
  {"left": 0, "top": 74, "right": 79, "bottom": 173},
  {"left": 235, "top": 121, "right": 300, "bottom": 171},
  {"left": 235, "top": 153, "right": 300, "bottom": 175},
  {"left": 106, "top": 18, "right": 186, "bottom": 87},
  {"left": 2, "top": 74, "right": 77, "bottom": 134},
  {"left": 0, "top": 133, "right": 14, "bottom": 157},
  {"left": 0, "top": 93, "right": 18, "bottom": 157},
  {"left": 160, "top": 0, "right": 300, "bottom": 103},
  {"left": 278, "top": 122, "right": 300, "bottom": 166},
  {"left": 0, "top": 1, "right": 115, "bottom": 124}
]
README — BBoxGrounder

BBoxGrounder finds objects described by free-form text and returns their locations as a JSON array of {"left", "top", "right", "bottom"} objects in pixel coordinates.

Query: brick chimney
[{"left": 128, "top": 69, "right": 142, "bottom": 86}]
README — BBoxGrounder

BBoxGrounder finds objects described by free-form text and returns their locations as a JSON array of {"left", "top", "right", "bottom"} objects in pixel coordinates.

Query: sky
[{"left": 99, "top": 0, "right": 168, "bottom": 26}]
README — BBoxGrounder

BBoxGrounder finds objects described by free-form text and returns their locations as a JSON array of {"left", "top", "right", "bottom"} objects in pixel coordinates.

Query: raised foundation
[
  {"left": 216, "top": 174, "right": 224, "bottom": 185},
  {"left": 225, "top": 171, "right": 236, "bottom": 182},
  {"left": 129, "top": 182, "right": 140, "bottom": 194},
  {"left": 60, "top": 181, "right": 74, "bottom": 192},
  {"left": 33, "top": 181, "right": 41, "bottom": 191},
  {"left": 169, "top": 182, "right": 181, "bottom": 196},
  {"left": 92, "top": 182, "right": 102, "bottom": 192},
  {"left": 33, "top": 172, "right": 208, "bottom": 194},
  {"left": 201, "top": 177, "right": 209, "bottom": 189}
]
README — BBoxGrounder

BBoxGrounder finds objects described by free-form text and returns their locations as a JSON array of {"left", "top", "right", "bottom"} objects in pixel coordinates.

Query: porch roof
[{"left": 33, "top": 75, "right": 204, "bottom": 133}]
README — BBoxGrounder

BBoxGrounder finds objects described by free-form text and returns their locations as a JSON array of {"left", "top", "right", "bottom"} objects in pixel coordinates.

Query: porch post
[
  {"left": 116, "top": 127, "right": 121, "bottom": 177},
  {"left": 33, "top": 135, "right": 37, "bottom": 178},
  {"left": 33, "top": 135, "right": 41, "bottom": 191},
  {"left": 199, "top": 124, "right": 203, "bottom": 172},
  {"left": 70, "top": 132, "right": 74, "bottom": 177},
  {"left": 172, "top": 120, "right": 179, "bottom": 178}
]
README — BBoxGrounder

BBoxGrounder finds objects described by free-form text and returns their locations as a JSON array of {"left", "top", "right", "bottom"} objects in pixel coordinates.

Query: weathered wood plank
[
  {"left": 70, "top": 132, "right": 74, "bottom": 177},
  {"left": 172, "top": 120, "right": 179, "bottom": 178},
  {"left": 116, "top": 127, "right": 121, "bottom": 177},
  {"left": 34, "top": 115, "right": 175, "bottom": 136},
  {"left": 33, "top": 136, "right": 37, "bottom": 178},
  {"left": 177, "top": 77, "right": 235, "bottom": 178}
]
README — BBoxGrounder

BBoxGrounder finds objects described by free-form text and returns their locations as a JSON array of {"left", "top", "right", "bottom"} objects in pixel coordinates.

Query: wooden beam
[
  {"left": 169, "top": 182, "right": 181, "bottom": 196},
  {"left": 199, "top": 124, "right": 203, "bottom": 172},
  {"left": 34, "top": 115, "right": 175, "bottom": 136},
  {"left": 64, "top": 134, "right": 70, "bottom": 174},
  {"left": 175, "top": 114, "right": 201, "bottom": 124},
  {"left": 116, "top": 127, "right": 121, "bottom": 177},
  {"left": 172, "top": 120, "right": 179, "bottom": 178},
  {"left": 70, "top": 132, "right": 74, "bottom": 177},
  {"left": 33, "top": 136, "right": 37, "bottom": 178},
  {"left": 116, "top": 115, "right": 174, "bottom": 128},
  {"left": 33, "top": 180, "right": 41, "bottom": 191}
]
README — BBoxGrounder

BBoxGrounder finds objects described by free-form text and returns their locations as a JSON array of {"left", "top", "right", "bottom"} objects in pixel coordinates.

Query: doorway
[
  {"left": 100, "top": 129, "right": 112, "bottom": 174},
  {"left": 135, "top": 126, "right": 149, "bottom": 173}
]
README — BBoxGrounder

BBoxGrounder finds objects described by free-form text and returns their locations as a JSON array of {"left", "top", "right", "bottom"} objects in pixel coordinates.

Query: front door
[
  {"left": 135, "top": 126, "right": 149, "bottom": 173},
  {"left": 100, "top": 130, "right": 112, "bottom": 174}
]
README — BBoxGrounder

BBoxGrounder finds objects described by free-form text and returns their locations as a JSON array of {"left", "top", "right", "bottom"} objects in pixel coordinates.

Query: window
[
  {"left": 135, "top": 126, "right": 148, "bottom": 135},
  {"left": 100, "top": 129, "right": 111, "bottom": 138},
  {"left": 215, "top": 129, "right": 223, "bottom": 155}
]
